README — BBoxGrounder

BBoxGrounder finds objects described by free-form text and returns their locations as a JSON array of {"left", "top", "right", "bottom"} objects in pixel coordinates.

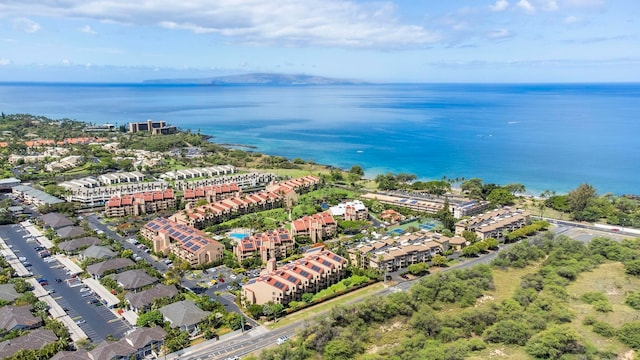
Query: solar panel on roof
[
  {"left": 311, "top": 265, "right": 321, "bottom": 272},
  {"left": 191, "top": 245, "right": 200, "bottom": 251},
  {"left": 322, "top": 260, "right": 332, "bottom": 266},
  {"left": 287, "top": 275, "right": 297, "bottom": 283},
  {"left": 299, "top": 270, "right": 310, "bottom": 277},
  {"left": 279, "top": 234, "right": 289, "bottom": 240},
  {"left": 274, "top": 281, "right": 286, "bottom": 289}
]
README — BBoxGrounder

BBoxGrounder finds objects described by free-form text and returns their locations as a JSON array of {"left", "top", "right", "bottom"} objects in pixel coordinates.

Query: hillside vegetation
[{"left": 251, "top": 234, "right": 640, "bottom": 360}]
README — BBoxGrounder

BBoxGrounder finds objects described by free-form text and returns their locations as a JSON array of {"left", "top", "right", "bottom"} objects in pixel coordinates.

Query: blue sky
[{"left": 0, "top": 0, "right": 638, "bottom": 82}]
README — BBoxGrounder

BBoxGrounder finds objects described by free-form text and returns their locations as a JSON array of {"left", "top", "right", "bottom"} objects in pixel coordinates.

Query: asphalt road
[
  {"left": 0, "top": 223, "right": 131, "bottom": 343},
  {"left": 85, "top": 214, "right": 169, "bottom": 273}
]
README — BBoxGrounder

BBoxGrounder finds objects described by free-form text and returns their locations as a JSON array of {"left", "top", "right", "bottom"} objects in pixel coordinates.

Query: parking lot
[{"left": 0, "top": 224, "right": 132, "bottom": 343}]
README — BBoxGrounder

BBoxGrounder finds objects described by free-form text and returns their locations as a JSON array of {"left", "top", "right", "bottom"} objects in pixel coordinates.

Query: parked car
[
  {"left": 75, "top": 319, "right": 86, "bottom": 325},
  {"left": 81, "top": 292, "right": 92, "bottom": 297},
  {"left": 276, "top": 336, "right": 289, "bottom": 345}
]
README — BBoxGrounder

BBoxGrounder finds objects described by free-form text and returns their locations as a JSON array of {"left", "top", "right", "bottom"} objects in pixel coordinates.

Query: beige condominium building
[
  {"left": 233, "top": 228, "right": 295, "bottom": 263},
  {"left": 290, "top": 211, "right": 337, "bottom": 243},
  {"left": 170, "top": 191, "right": 282, "bottom": 229},
  {"left": 104, "top": 189, "right": 176, "bottom": 217},
  {"left": 242, "top": 246, "right": 347, "bottom": 307},
  {"left": 348, "top": 231, "right": 466, "bottom": 272},
  {"left": 141, "top": 217, "right": 224, "bottom": 266},
  {"left": 455, "top": 207, "right": 530, "bottom": 241},
  {"left": 181, "top": 183, "right": 241, "bottom": 206}
]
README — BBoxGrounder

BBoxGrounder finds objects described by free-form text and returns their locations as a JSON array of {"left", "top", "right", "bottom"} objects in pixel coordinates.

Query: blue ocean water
[{"left": 0, "top": 82, "right": 638, "bottom": 195}]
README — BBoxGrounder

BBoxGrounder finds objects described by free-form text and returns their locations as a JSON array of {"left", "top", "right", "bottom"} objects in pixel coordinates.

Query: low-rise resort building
[
  {"left": 104, "top": 189, "right": 176, "bottom": 217},
  {"left": 181, "top": 183, "right": 241, "bottom": 206},
  {"left": 242, "top": 246, "right": 347, "bottom": 307},
  {"left": 455, "top": 207, "right": 530, "bottom": 241},
  {"left": 348, "top": 231, "right": 467, "bottom": 272},
  {"left": 233, "top": 228, "right": 295, "bottom": 263},
  {"left": 170, "top": 191, "right": 282, "bottom": 229},
  {"left": 141, "top": 217, "right": 224, "bottom": 266},
  {"left": 290, "top": 211, "right": 337, "bottom": 243}
]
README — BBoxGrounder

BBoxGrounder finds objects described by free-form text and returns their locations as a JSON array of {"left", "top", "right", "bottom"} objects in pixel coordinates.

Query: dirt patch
[
  {"left": 475, "top": 295, "right": 495, "bottom": 307},
  {"left": 606, "top": 287, "right": 620, "bottom": 296},
  {"left": 380, "top": 320, "right": 404, "bottom": 333},
  {"left": 619, "top": 350, "right": 635, "bottom": 360},
  {"left": 489, "top": 348, "right": 507, "bottom": 357}
]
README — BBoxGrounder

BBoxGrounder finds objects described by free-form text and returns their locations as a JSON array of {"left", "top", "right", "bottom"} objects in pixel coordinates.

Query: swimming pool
[{"left": 229, "top": 233, "right": 248, "bottom": 240}]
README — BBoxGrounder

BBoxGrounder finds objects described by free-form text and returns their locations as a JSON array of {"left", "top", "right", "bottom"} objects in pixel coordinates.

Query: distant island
[{"left": 142, "top": 72, "right": 367, "bottom": 85}]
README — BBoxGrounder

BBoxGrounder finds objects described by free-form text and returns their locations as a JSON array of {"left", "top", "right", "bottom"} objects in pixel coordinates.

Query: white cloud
[
  {"left": 488, "top": 28, "right": 513, "bottom": 39},
  {"left": 517, "top": 0, "right": 536, "bottom": 13},
  {"left": 490, "top": 0, "right": 509, "bottom": 11},
  {"left": 564, "top": 0, "right": 605, "bottom": 8},
  {"left": 61, "top": 59, "right": 71, "bottom": 65},
  {"left": 12, "top": 18, "right": 41, "bottom": 33},
  {"left": 0, "top": 58, "right": 11, "bottom": 66},
  {"left": 0, "top": 0, "right": 441, "bottom": 49},
  {"left": 80, "top": 25, "right": 97, "bottom": 35},
  {"left": 543, "top": 0, "right": 559, "bottom": 11},
  {"left": 564, "top": 15, "right": 582, "bottom": 24}
]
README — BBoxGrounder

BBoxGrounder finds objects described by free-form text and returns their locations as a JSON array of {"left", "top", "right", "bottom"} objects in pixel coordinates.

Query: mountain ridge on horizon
[{"left": 142, "top": 72, "right": 368, "bottom": 85}]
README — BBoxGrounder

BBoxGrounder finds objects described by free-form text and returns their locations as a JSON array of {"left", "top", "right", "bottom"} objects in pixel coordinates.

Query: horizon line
[{"left": 1, "top": 81, "right": 640, "bottom": 86}]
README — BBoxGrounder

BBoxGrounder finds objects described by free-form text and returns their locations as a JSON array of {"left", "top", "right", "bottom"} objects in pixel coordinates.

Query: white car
[{"left": 276, "top": 336, "right": 289, "bottom": 345}]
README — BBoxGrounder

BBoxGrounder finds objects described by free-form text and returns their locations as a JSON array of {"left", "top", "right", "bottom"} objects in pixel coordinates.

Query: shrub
[
  {"left": 580, "top": 292, "right": 608, "bottom": 304},
  {"left": 617, "top": 322, "right": 640, "bottom": 349},
  {"left": 525, "top": 326, "right": 584, "bottom": 359},
  {"left": 625, "top": 292, "right": 640, "bottom": 310},
  {"left": 582, "top": 316, "right": 597, "bottom": 326},
  {"left": 483, "top": 320, "right": 532, "bottom": 346},
  {"left": 624, "top": 260, "right": 640, "bottom": 276},
  {"left": 592, "top": 300, "right": 613, "bottom": 313},
  {"left": 591, "top": 321, "right": 616, "bottom": 338}
]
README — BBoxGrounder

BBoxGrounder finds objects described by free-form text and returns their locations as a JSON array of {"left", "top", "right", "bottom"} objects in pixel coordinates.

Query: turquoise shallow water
[{"left": 1, "top": 82, "right": 638, "bottom": 195}]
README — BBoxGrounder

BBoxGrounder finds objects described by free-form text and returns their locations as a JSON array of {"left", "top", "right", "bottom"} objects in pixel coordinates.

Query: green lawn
[
  {"left": 267, "top": 283, "right": 385, "bottom": 330},
  {"left": 566, "top": 262, "right": 639, "bottom": 355}
]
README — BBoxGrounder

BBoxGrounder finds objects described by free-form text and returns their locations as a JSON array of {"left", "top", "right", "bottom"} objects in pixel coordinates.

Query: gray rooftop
[
  {"left": 159, "top": 300, "right": 210, "bottom": 328},
  {"left": 41, "top": 212, "right": 74, "bottom": 229},
  {"left": 56, "top": 225, "right": 86, "bottom": 239},
  {"left": 81, "top": 245, "right": 116, "bottom": 260},
  {"left": 87, "top": 258, "right": 135, "bottom": 277},
  {"left": 126, "top": 284, "right": 178, "bottom": 309},
  {"left": 58, "top": 236, "right": 101, "bottom": 252},
  {"left": 13, "top": 185, "right": 64, "bottom": 205},
  {"left": 0, "top": 328, "right": 57, "bottom": 359},
  {"left": 0, "top": 305, "right": 41, "bottom": 332},
  {"left": 0, "top": 177, "right": 20, "bottom": 185},
  {"left": 114, "top": 269, "right": 158, "bottom": 290},
  {"left": 0, "top": 283, "right": 20, "bottom": 303}
]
